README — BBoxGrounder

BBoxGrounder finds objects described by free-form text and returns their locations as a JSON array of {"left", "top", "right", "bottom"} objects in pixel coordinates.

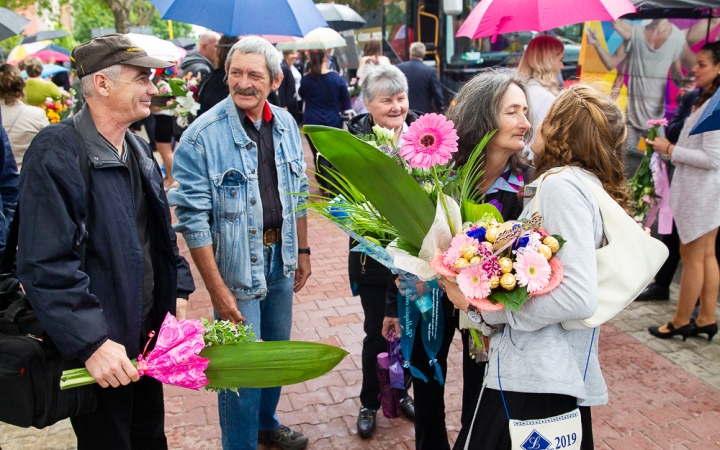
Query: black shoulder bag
[{"left": 0, "top": 121, "right": 97, "bottom": 429}]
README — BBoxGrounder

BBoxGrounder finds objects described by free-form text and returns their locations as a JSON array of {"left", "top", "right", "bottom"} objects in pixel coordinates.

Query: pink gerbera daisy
[
  {"left": 513, "top": 252, "right": 551, "bottom": 293},
  {"left": 399, "top": 113, "right": 459, "bottom": 169},
  {"left": 456, "top": 265, "right": 491, "bottom": 300},
  {"left": 444, "top": 234, "right": 480, "bottom": 267}
]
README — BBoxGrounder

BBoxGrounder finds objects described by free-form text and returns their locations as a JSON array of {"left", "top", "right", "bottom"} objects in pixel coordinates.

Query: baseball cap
[{"left": 71, "top": 34, "right": 172, "bottom": 78}]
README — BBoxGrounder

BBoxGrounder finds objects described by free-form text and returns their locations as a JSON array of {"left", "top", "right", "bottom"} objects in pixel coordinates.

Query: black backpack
[{"left": 0, "top": 121, "right": 97, "bottom": 428}]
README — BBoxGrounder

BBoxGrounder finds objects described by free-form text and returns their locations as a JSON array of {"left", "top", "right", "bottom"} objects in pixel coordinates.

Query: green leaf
[
  {"left": 303, "top": 126, "right": 436, "bottom": 249},
  {"left": 551, "top": 234, "right": 567, "bottom": 250},
  {"left": 488, "top": 286, "right": 529, "bottom": 312},
  {"left": 200, "top": 341, "right": 348, "bottom": 389},
  {"left": 461, "top": 201, "right": 503, "bottom": 224}
]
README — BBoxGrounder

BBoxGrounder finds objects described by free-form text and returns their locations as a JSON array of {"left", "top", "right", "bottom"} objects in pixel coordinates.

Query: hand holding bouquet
[
  {"left": 629, "top": 118, "right": 668, "bottom": 222},
  {"left": 433, "top": 214, "right": 565, "bottom": 312}
]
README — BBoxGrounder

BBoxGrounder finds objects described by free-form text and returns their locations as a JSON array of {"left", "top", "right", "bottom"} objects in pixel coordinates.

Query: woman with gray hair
[
  {"left": 379, "top": 68, "right": 534, "bottom": 450},
  {"left": 345, "top": 63, "right": 416, "bottom": 438}
]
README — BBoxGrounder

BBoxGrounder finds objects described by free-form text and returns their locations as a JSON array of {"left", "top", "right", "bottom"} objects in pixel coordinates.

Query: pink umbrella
[
  {"left": 249, "top": 34, "right": 301, "bottom": 44},
  {"left": 27, "top": 49, "right": 70, "bottom": 63},
  {"left": 456, "top": 0, "right": 636, "bottom": 42}
]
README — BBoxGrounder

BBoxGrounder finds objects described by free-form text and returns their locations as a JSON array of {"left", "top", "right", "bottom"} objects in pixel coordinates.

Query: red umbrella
[{"left": 27, "top": 49, "right": 70, "bottom": 63}]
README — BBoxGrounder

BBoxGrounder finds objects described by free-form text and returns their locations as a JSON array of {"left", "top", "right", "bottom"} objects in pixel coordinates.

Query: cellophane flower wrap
[
  {"left": 136, "top": 313, "right": 209, "bottom": 390},
  {"left": 436, "top": 214, "right": 566, "bottom": 312},
  {"left": 629, "top": 118, "right": 669, "bottom": 223}
]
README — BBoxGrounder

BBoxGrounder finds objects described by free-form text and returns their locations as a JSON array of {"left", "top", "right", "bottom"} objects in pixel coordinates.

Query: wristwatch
[
  {"left": 298, "top": 247, "right": 311, "bottom": 255},
  {"left": 466, "top": 304, "right": 483, "bottom": 323}
]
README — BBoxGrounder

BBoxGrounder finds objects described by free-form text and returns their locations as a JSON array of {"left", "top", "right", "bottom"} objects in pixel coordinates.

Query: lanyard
[{"left": 498, "top": 327, "right": 596, "bottom": 419}]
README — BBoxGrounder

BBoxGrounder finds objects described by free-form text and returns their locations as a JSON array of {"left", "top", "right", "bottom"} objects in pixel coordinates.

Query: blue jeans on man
[{"left": 217, "top": 243, "right": 294, "bottom": 450}]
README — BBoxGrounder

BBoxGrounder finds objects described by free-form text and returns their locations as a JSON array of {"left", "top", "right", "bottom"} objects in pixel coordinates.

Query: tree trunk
[
  {"left": 133, "top": 0, "right": 155, "bottom": 27},
  {"left": 102, "top": 0, "right": 133, "bottom": 33}
]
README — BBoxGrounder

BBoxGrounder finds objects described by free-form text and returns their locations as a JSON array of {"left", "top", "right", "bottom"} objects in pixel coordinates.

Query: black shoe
[
  {"left": 648, "top": 322, "right": 692, "bottom": 341},
  {"left": 258, "top": 425, "right": 308, "bottom": 450},
  {"left": 636, "top": 284, "right": 670, "bottom": 301},
  {"left": 399, "top": 396, "right": 415, "bottom": 422},
  {"left": 691, "top": 321, "right": 718, "bottom": 341},
  {"left": 356, "top": 407, "right": 376, "bottom": 438}
]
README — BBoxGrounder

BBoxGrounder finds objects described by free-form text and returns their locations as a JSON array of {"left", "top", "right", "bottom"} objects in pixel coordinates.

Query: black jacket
[
  {"left": 396, "top": 59, "right": 445, "bottom": 114},
  {"left": 347, "top": 111, "right": 419, "bottom": 286},
  {"left": 667, "top": 89, "right": 702, "bottom": 144},
  {"left": 16, "top": 112, "right": 195, "bottom": 363},
  {"left": 179, "top": 51, "right": 214, "bottom": 80},
  {"left": 383, "top": 164, "right": 533, "bottom": 317},
  {"left": 278, "top": 61, "right": 299, "bottom": 119},
  {"left": 198, "top": 67, "right": 228, "bottom": 117}
]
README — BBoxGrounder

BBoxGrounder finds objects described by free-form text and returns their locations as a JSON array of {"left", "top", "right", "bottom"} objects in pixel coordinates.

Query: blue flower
[
  {"left": 512, "top": 235, "right": 530, "bottom": 250},
  {"left": 466, "top": 226, "right": 486, "bottom": 241}
]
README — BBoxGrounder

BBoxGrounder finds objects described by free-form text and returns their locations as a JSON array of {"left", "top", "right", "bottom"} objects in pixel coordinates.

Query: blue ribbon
[{"left": 398, "top": 274, "right": 445, "bottom": 385}]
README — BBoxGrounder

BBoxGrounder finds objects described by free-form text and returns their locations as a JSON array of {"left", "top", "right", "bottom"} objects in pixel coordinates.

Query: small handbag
[{"left": 532, "top": 167, "right": 669, "bottom": 330}]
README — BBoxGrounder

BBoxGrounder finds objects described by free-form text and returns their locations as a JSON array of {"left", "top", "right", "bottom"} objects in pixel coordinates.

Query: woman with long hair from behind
[
  {"left": 299, "top": 49, "right": 352, "bottom": 195},
  {"left": 517, "top": 35, "right": 565, "bottom": 160},
  {"left": 446, "top": 84, "right": 629, "bottom": 449}
]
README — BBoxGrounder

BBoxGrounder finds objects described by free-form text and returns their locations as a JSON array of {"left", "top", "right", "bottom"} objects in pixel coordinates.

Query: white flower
[{"left": 372, "top": 125, "right": 395, "bottom": 145}]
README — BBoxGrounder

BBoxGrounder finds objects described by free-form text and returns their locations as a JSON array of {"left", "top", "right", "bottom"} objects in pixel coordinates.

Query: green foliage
[
  {"left": 71, "top": 0, "right": 114, "bottom": 43},
  {"left": 151, "top": 12, "right": 194, "bottom": 40},
  {"left": 488, "top": 285, "right": 529, "bottom": 312},
  {"left": 551, "top": 234, "right": 567, "bottom": 250},
  {"left": 71, "top": 0, "right": 194, "bottom": 44},
  {"left": 201, "top": 317, "right": 256, "bottom": 347},
  {"left": 0, "top": 35, "right": 21, "bottom": 58},
  {"left": 303, "top": 125, "right": 436, "bottom": 250}
]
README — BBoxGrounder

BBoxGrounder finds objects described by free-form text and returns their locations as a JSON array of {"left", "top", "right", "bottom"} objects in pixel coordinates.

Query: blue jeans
[{"left": 218, "top": 243, "right": 295, "bottom": 450}]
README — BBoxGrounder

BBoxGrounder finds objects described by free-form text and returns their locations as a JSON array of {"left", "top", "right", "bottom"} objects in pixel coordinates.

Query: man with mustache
[
  {"left": 16, "top": 34, "right": 195, "bottom": 449},
  {"left": 169, "top": 37, "right": 311, "bottom": 450}
]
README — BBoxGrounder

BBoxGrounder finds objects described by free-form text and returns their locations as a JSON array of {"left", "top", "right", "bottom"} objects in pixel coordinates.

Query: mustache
[{"left": 233, "top": 86, "right": 260, "bottom": 98}]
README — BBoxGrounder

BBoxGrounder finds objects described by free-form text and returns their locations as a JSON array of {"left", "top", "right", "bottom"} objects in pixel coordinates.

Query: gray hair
[
  {"left": 409, "top": 42, "right": 426, "bottom": 59},
  {"left": 447, "top": 68, "right": 533, "bottom": 168},
  {"left": 80, "top": 64, "right": 122, "bottom": 98},
  {"left": 225, "top": 36, "right": 282, "bottom": 80},
  {"left": 361, "top": 64, "right": 408, "bottom": 104}
]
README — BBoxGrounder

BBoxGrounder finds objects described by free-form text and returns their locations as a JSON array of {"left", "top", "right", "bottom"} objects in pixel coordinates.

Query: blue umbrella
[
  {"left": 21, "top": 64, "right": 69, "bottom": 79},
  {"left": 149, "top": 0, "right": 327, "bottom": 37},
  {"left": 689, "top": 88, "right": 720, "bottom": 135}
]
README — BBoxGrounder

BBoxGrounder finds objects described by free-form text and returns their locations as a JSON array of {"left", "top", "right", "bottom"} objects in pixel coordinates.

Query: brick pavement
[{"left": 2, "top": 143, "right": 720, "bottom": 449}]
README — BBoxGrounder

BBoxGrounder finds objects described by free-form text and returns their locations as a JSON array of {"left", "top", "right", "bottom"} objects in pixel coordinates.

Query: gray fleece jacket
[{"left": 483, "top": 167, "right": 608, "bottom": 407}]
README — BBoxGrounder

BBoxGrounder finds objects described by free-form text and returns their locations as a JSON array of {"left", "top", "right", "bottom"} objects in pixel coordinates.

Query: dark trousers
[
  {"left": 654, "top": 223, "right": 720, "bottom": 289},
  {"left": 410, "top": 296, "right": 458, "bottom": 450},
  {"left": 70, "top": 376, "right": 167, "bottom": 450},
  {"left": 460, "top": 331, "right": 487, "bottom": 427},
  {"left": 359, "top": 283, "right": 407, "bottom": 409},
  {"left": 453, "top": 389, "right": 593, "bottom": 450}
]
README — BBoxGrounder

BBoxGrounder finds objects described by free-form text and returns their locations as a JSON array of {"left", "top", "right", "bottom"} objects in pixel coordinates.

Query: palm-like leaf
[
  {"left": 201, "top": 341, "right": 348, "bottom": 389},
  {"left": 303, "top": 125, "right": 435, "bottom": 249}
]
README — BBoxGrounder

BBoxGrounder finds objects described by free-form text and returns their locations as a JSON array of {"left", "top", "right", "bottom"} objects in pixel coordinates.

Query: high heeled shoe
[
  {"left": 648, "top": 322, "right": 693, "bottom": 341},
  {"left": 691, "top": 322, "right": 718, "bottom": 341}
]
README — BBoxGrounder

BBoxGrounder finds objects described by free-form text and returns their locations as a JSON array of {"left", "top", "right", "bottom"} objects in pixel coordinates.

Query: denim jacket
[{"left": 169, "top": 97, "right": 308, "bottom": 300}]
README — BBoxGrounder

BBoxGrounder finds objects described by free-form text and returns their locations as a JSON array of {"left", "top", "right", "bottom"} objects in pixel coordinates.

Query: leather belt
[{"left": 263, "top": 228, "right": 281, "bottom": 246}]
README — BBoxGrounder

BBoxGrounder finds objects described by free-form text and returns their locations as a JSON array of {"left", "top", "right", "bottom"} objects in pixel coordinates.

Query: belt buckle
[{"left": 263, "top": 228, "right": 278, "bottom": 246}]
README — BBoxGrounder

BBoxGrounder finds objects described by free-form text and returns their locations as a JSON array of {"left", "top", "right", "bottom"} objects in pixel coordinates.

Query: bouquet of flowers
[
  {"left": 41, "top": 89, "right": 76, "bottom": 124},
  {"left": 629, "top": 118, "right": 668, "bottom": 222},
  {"left": 155, "top": 73, "right": 202, "bottom": 128},
  {"left": 432, "top": 214, "right": 565, "bottom": 312},
  {"left": 60, "top": 313, "right": 347, "bottom": 392}
]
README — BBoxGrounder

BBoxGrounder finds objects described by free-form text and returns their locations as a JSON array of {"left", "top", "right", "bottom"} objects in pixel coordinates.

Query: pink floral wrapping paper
[{"left": 137, "top": 313, "right": 210, "bottom": 390}]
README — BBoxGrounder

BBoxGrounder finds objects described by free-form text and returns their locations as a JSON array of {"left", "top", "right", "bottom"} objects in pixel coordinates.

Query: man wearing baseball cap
[{"left": 16, "top": 34, "right": 195, "bottom": 449}]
